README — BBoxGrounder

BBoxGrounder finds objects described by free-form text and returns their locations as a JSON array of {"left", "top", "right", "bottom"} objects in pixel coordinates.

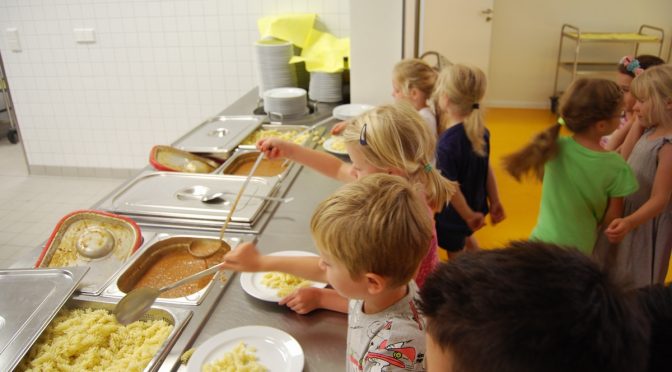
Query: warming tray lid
[
  {"left": 97, "top": 171, "right": 279, "bottom": 223},
  {"left": 172, "top": 115, "right": 264, "bottom": 154},
  {"left": 0, "top": 266, "right": 89, "bottom": 372}
]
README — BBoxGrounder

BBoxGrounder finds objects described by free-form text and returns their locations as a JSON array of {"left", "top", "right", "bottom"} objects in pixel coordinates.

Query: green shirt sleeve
[{"left": 607, "top": 161, "right": 638, "bottom": 197}]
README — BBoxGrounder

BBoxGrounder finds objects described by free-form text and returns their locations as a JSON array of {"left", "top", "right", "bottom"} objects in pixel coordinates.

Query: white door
[{"left": 420, "top": 0, "right": 494, "bottom": 75}]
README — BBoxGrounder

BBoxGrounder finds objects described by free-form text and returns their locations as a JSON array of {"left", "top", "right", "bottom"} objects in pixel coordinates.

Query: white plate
[
  {"left": 240, "top": 250, "right": 327, "bottom": 302},
  {"left": 186, "top": 326, "right": 304, "bottom": 372},
  {"left": 322, "top": 137, "right": 348, "bottom": 156},
  {"left": 332, "top": 103, "right": 374, "bottom": 120},
  {"left": 264, "top": 87, "right": 307, "bottom": 99}
]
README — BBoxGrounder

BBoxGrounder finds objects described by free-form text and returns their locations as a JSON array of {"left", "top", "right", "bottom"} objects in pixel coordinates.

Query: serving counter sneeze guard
[{"left": 95, "top": 171, "right": 281, "bottom": 232}]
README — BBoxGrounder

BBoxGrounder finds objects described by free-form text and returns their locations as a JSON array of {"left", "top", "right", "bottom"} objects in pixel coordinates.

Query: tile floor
[{"left": 0, "top": 137, "right": 125, "bottom": 269}]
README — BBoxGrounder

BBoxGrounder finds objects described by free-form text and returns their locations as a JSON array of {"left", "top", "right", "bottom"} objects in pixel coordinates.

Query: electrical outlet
[
  {"left": 74, "top": 28, "right": 96, "bottom": 44},
  {"left": 5, "top": 28, "right": 21, "bottom": 52}
]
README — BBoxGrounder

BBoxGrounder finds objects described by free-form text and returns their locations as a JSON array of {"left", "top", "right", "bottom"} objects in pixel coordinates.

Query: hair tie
[
  {"left": 423, "top": 163, "right": 433, "bottom": 173},
  {"left": 557, "top": 117, "right": 566, "bottom": 126},
  {"left": 472, "top": 103, "right": 480, "bottom": 110},
  {"left": 620, "top": 55, "right": 644, "bottom": 76}
]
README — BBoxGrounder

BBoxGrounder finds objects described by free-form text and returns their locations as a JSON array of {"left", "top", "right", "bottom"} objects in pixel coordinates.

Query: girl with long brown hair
[{"left": 503, "top": 78, "right": 638, "bottom": 254}]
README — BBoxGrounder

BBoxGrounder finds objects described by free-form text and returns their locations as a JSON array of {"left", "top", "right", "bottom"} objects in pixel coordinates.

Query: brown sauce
[
  {"left": 226, "top": 158, "right": 286, "bottom": 177},
  {"left": 132, "top": 247, "right": 226, "bottom": 298}
]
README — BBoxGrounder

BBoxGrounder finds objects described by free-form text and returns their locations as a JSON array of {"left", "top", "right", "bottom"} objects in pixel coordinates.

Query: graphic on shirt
[{"left": 364, "top": 320, "right": 424, "bottom": 371}]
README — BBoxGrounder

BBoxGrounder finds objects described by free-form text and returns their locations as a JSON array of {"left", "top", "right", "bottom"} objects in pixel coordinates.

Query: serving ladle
[
  {"left": 114, "top": 260, "right": 228, "bottom": 325},
  {"left": 187, "top": 152, "right": 265, "bottom": 258}
]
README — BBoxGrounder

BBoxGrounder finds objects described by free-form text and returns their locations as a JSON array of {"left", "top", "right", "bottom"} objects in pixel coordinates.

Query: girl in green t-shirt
[{"left": 502, "top": 78, "right": 638, "bottom": 253}]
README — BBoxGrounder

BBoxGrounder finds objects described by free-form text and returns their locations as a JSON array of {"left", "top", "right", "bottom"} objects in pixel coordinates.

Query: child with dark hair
[
  {"left": 638, "top": 284, "right": 672, "bottom": 372},
  {"left": 502, "top": 78, "right": 638, "bottom": 254},
  {"left": 418, "top": 241, "right": 650, "bottom": 372}
]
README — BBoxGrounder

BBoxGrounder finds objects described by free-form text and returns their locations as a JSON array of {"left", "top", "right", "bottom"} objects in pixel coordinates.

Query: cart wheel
[
  {"left": 549, "top": 96, "right": 559, "bottom": 114},
  {"left": 8, "top": 129, "right": 18, "bottom": 144}
]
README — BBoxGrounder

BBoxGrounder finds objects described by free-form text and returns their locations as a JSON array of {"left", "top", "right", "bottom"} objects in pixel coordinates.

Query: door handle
[{"left": 480, "top": 8, "right": 493, "bottom": 22}]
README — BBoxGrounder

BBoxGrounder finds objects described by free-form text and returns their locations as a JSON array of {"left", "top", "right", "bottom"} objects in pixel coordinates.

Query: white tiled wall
[{"left": 0, "top": 0, "right": 350, "bottom": 170}]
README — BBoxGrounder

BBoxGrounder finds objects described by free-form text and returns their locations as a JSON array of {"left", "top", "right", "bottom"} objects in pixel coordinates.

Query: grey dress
[{"left": 595, "top": 129, "right": 672, "bottom": 287}]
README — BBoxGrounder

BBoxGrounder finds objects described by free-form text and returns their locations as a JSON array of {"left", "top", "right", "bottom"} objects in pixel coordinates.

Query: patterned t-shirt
[{"left": 346, "top": 282, "right": 426, "bottom": 371}]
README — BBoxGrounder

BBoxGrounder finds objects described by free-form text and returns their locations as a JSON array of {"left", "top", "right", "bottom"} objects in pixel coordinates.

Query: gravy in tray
[
  {"left": 132, "top": 247, "right": 226, "bottom": 298},
  {"left": 225, "top": 158, "right": 287, "bottom": 177}
]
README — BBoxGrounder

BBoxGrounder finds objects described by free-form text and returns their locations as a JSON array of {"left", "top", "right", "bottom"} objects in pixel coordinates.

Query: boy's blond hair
[
  {"left": 393, "top": 58, "right": 438, "bottom": 98},
  {"left": 310, "top": 174, "right": 433, "bottom": 287},
  {"left": 342, "top": 102, "right": 457, "bottom": 211},
  {"left": 432, "top": 64, "right": 487, "bottom": 155}
]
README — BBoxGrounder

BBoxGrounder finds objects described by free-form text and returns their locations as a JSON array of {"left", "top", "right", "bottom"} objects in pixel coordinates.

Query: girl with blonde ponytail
[
  {"left": 257, "top": 102, "right": 483, "bottom": 314},
  {"left": 432, "top": 64, "right": 506, "bottom": 256}
]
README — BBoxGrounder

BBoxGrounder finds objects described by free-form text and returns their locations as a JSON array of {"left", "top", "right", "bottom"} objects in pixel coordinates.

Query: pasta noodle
[
  {"left": 261, "top": 272, "right": 312, "bottom": 297},
  {"left": 18, "top": 308, "right": 172, "bottom": 372},
  {"left": 241, "top": 129, "right": 310, "bottom": 146},
  {"left": 202, "top": 342, "right": 267, "bottom": 372}
]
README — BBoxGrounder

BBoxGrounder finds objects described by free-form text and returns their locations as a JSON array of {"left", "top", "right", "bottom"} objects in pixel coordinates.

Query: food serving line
[{"left": 5, "top": 88, "right": 348, "bottom": 371}]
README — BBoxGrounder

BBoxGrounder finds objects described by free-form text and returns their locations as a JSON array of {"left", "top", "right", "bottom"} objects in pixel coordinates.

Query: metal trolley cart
[
  {"left": 0, "top": 54, "right": 18, "bottom": 144},
  {"left": 550, "top": 24, "right": 664, "bottom": 113}
]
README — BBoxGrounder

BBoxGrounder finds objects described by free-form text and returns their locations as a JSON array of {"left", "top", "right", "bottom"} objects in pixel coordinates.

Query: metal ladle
[
  {"left": 187, "top": 152, "right": 265, "bottom": 258},
  {"left": 114, "top": 260, "right": 228, "bottom": 325}
]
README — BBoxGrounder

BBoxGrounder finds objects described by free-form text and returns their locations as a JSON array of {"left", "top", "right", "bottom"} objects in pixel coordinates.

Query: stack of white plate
[
  {"left": 263, "top": 88, "right": 308, "bottom": 117},
  {"left": 254, "top": 39, "right": 297, "bottom": 96},
  {"left": 309, "top": 72, "right": 343, "bottom": 102}
]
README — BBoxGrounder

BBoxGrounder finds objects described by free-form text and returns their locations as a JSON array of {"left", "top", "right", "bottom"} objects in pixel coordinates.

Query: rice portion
[
  {"left": 202, "top": 342, "right": 267, "bottom": 372},
  {"left": 241, "top": 129, "right": 309, "bottom": 145},
  {"left": 18, "top": 308, "right": 173, "bottom": 372}
]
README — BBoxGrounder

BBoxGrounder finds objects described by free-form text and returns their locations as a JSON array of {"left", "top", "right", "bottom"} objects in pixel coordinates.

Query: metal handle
[{"left": 159, "top": 261, "right": 227, "bottom": 292}]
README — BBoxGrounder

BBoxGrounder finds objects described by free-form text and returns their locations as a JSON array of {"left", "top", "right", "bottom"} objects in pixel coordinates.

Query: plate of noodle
[
  {"left": 186, "top": 325, "right": 304, "bottom": 372},
  {"left": 322, "top": 136, "right": 348, "bottom": 156},
  {"left": 239, "top": 251, "right": 328, "bottom": 302}
]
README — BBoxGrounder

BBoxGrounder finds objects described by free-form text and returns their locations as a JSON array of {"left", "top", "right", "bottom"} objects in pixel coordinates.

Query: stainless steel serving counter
[{"left": 10, "top": 88, "right": 348, "bottom": 371}]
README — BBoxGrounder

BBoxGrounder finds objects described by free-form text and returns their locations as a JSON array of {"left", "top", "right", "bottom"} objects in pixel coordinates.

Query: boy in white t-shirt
[{"left": 222, "top": 174, "right": 432, "bottom": 371}]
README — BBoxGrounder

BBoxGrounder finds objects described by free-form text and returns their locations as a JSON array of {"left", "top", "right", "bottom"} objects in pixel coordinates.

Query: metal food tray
[
  {"left": 215, "top": 150, "right": 294, "bottom": 181},
  {"left": 102, "top": 233, "right": 242, "bottom": 306},
  {"left": 96, "top": 171, "right": 280, "bottom": 226},
  {"left": 172, "top": 115, "right": 264, "bottom": 160},
  {"left": 16, "top": 296, "right": 191, "bottom": 372},
  {"left": 35, "top": 210, "right": 143, "bottom": 295},
  {"left": 237, "top": 124, "right": 310, "bottom": 150},
  {"left": 0, "top": 267, "right": 89, "bottom": 372}
]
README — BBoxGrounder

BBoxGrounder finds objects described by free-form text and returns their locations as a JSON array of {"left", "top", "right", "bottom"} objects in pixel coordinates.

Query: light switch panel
[
  {"left": 5, "top": 28, "right": 21, "bottom": 52},
  {"left": 74, "top": 28, "right": 96, "bottom": 43}
]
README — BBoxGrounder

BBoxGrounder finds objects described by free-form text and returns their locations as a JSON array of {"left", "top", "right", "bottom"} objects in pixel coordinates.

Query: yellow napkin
[
  {"left": 258, "top": 14, "right": 316, "bottom": 48},
  {"left": 257, "top": 14, "right": 350, "bottom": 73},
  {"left": 291, "top": 29, "right": 350, "bottom": 73}
]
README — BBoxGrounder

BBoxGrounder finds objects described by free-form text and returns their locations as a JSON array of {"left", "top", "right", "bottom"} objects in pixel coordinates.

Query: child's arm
[
  {"left": 606, "top": 144, "right": 672, "bottom": 243},
  {"left": 604, "top": 120, "right": 632, "bottom": 151},
  {"left": 279, "top": 287, "right": 349, "bottom": 314},
  {"left": 221, "top": 242, "right": 328, "bottom": 283},
  {"left": 619, "top": 119, "right": 645, "bottom": 160},
  {"left": 601, "top": 196, "right": 624, "bottom": 229},
  {"left": 450, "top": 189, "right": 485, "bottom": 231},
  {"left": 486, "top": 165, "right": 506, "bottom": 224},
  {"left": 257, "top": 138, "right": 355, "bottom": 182}
]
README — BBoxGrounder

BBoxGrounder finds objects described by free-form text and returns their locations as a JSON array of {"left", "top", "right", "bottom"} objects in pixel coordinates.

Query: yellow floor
[{"left": 439, "top": 108, "right": 672, "bottom": 283}]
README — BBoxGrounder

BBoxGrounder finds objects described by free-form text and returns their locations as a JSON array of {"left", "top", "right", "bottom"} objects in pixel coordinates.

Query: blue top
[{"left": 435, "top": 123, "right": 490, "bottom": 244}]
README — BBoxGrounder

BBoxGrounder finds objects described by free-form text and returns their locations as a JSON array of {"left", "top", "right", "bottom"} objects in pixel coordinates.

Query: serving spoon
[
  {"left": 187, "top": 152, "right": 265, "bottom": 258},
  {"left": 114, "top": 260, "right": 228, "bottom": 325}
]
